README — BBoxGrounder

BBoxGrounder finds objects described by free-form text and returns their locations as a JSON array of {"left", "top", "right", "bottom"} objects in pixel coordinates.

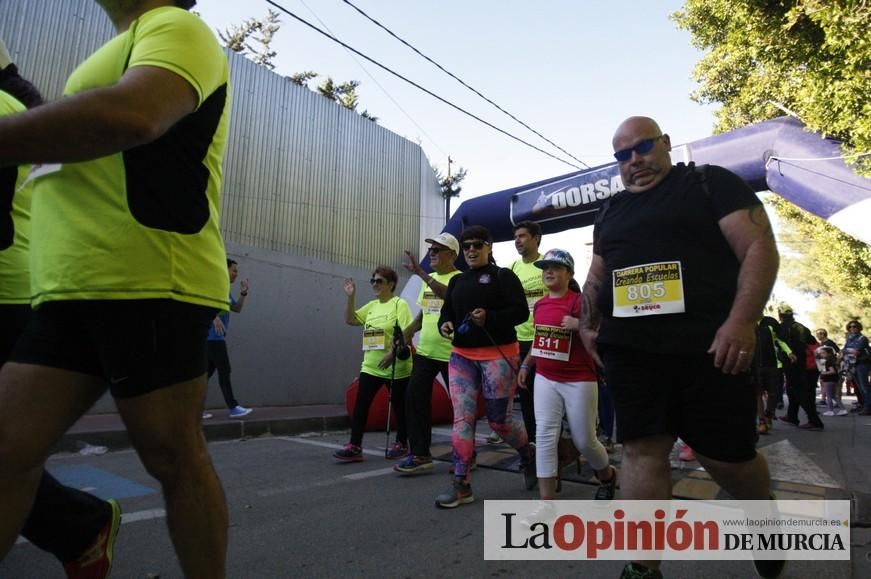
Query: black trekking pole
[
  {"left": 385, "top": 321, "right": 411, "bottom": 458},
  {"left": 385, "top": 349, "right": 397, "bottom": 459}
]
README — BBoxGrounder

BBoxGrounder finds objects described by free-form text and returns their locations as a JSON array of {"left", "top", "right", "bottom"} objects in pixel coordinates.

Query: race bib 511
[
  {"left": 531, "top": 325, "right": 572, "bottom": 361},
  {"left": 612, "top": 261, "right": 685, "bottom": 318}
]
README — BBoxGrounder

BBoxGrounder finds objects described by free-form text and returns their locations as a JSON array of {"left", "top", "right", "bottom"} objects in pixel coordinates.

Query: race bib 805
[{"left": 612, "top": 261, "right": 686, "bottom": 318}]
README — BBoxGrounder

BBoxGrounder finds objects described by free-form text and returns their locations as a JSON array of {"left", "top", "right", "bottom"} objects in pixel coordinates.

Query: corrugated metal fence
[{"left": 0, "top": 0, "right": 431, "bottom": 269}]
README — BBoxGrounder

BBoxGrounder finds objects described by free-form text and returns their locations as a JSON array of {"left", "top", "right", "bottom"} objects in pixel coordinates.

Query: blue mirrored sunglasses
[{"left": 613, "top": 136, "right": 662, "bottom": 162}]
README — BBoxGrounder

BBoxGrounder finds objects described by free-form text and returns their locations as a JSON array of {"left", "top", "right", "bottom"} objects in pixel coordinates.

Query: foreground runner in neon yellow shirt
[{"left": 0, "top": 2, "right": 232, "bottom": 576}]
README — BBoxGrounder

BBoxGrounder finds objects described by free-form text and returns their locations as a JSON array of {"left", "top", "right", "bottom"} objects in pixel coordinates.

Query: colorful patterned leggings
[{"left": 448, "top": 352, "right": 530, "bottom": 478}]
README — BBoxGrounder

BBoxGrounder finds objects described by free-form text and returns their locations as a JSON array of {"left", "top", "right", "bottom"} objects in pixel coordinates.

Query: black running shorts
[
  {"left": 10, "top": 299, "right": 217, "bottom": 398},
  {"left": 602, "top": 345, "right": 757, "bottom": 463}
]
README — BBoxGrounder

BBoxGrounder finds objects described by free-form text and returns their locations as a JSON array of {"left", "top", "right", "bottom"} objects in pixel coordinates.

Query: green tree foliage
[
  {"left": 673, "top": 1, "right": 871, "bottom": 330},
  {"left": 288, "top": 71, "right": 318, "bottom": 86},
  {"left": 218, "top": 9, "right": 281, "bottom": 70},
  {"left": 767, "top": 196, "right": 871, "bottom": 334},
  {"left": 316, "top": 78, "right": 377, "bottom": 122},
  {"left": 434, "top": 166, "right": 467, "bottom": 200},
  {"left": 218, "top": 12, "right": 377, "bottom": 122},
  {"left": 673, "top": 0, "right": 871, "bottom": 171}
]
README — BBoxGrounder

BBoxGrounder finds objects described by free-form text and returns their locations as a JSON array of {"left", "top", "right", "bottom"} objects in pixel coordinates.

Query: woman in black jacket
[{"left": 434, "top": 225, "right": 535, "bottom": 508}]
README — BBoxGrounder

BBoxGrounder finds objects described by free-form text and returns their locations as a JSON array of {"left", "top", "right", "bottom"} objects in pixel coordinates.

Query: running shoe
[
  {"left": 228, "top": 405, "right": 252, "bottom": 418},
  {"left": 594, "top": 466, "right": 618, "bottom": 501},
  {"left": 822, "top": 411, "right": 835, "bottom": 417},
  {"left": 385, "top": 441, "right": 409, "bottom": 460},
  {"left": 758, "top": 421, "right": 770, "bottom": 435},
  {"left": 752, "top": 493, "right": 787, "bottom": 578},
  {"left": 486, "top": 431, "right": 503, "bottom": 444},
  {"left": 777, "top": 416, "right": 799, "bottom": 426},
  {"left": 393, "top": 454, "right": 433, "bottom": 475},
  {"left": 202, "top": 412, "right": 213, "bottom": 420},
  {"left": 798, "top": 423, "right": 824, "bottom": 431},
  {"left": 679, "top": 444, "right": 696, "bottom": 462},
  {"left": 63, "top": 499, "right": 121, "bottom": 579},
  {"left": 837, "top": 409, "right": 849, "bottom": 416},
  {"left": 435, "top": 478, "right": 474, "bottom": 509},
  {"left": 333, "top": 443, "right": 363, "bottom": 462}
]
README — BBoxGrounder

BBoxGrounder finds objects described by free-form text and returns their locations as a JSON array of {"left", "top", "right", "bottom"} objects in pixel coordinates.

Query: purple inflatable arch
[{"left": 442, "top": 116, "right": 871, "bottom": 247}]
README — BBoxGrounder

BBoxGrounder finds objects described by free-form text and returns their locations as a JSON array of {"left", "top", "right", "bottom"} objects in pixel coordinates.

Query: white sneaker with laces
[{"left": 822, "top": 411, "right": 835, "bottom": 417}]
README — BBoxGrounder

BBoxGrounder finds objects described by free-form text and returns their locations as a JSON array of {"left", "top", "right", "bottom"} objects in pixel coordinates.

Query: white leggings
[{"left": 533, "top": 374, "right": 609, "bottom": 478}]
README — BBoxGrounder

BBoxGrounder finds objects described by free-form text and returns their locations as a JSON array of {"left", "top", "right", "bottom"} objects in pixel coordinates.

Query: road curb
[{"left": 56, "top": 414, "right": 350, "bottom": 454}]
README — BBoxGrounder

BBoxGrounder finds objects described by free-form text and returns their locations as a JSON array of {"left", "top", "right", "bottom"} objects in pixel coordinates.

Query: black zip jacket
[{"left": 438, "top": 264, "right": 528, "bottom": 348}]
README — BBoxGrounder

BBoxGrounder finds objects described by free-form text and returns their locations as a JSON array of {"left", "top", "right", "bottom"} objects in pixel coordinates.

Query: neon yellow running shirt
[
  {"left": 0, "top": 91, "right": 31, "bottom": 304},
  {"left": 29, "top": 7, "right": 230, "bottom": 308},
  {"left": 511, "top": 255, "right": 546, "bottom": 342},
  {"left": 415, "top": 270, "right": 460, "bottom": 361},
  {"left": 355, "top": 296, "right": 414, "bottom": 379}
]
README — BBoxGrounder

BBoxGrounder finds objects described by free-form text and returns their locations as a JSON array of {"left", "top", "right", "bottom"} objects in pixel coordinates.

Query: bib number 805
[{"left": 626, "top": 282, "right": 666, "bottom": 301}]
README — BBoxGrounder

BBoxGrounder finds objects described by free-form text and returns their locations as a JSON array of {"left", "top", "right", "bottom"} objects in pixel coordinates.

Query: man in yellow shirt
[
  {"left": 394, "top": 233, "right": 460, "bottom": 473},
  {"left": 0, "top": 2, "right": 231, "bottom": 576},
  {"left": 507, "top": 220, "right": 546, "bottom": 444}
]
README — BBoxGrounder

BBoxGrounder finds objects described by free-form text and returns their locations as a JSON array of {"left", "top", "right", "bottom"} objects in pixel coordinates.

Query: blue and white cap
[{"left": 534, "top": 248, "right": 575, "bottom": 272}]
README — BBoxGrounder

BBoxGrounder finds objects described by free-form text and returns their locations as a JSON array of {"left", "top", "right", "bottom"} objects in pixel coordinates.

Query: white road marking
[
  {"left": 274, "top": 436, "right": 385, "bottom": 457},
  {"left": 343, "top": 467, "right": 396, "bottom": 480},
  {"left": 758, "top": 439, "right": 841, "bottom": 488},
  {"left": 121, "top": 508, "right": 166, "bottom": 523}
]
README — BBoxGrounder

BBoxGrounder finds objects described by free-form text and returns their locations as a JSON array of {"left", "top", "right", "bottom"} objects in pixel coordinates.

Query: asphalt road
[{"left": 2, "top": 428, "right": 868, "bottom": 578}]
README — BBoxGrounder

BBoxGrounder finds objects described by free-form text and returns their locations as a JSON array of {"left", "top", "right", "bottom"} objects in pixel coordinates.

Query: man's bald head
[{"left": 612, "top": 116, "right": 673, "bottom": 193}]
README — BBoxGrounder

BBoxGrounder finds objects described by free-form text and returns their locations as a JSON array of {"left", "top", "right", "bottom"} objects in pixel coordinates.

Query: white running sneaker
[{"left": 822, "top": 411, "right": 834, "bottom": 417}]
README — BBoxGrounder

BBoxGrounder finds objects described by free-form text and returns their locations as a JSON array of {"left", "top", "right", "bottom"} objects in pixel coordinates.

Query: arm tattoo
[
  {"left": 748, "top": 205, "right": 775, "bottom": 240},
  {"left": 580, "top": 280, "right": 601, "bottom": 329}
]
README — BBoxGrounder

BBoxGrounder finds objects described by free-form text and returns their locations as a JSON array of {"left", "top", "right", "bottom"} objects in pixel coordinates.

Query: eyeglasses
[
  {"left": 428, "top": 246, "right": 448, "bottom": 255},
  {"left": 613, "top": 136, "right": 663, "bottom": 162},
  {"left": 462, "top": 241, "right": 488, "bottom": 251},
  {"left": 370, "top": 278, "right": 386, "bottom": 285}
]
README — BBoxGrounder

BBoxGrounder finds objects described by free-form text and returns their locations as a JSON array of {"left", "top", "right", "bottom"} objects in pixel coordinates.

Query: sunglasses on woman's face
[
  {"left": 462, "top": 240, "right": 487, "bottom": 251},
  {"left": 370, "top": 278, "right": 386, "bottom": 285}
]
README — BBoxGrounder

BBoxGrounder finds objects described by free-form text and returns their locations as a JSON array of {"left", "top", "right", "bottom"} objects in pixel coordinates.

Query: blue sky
[{"left": 196, "top": 0, "right": 718, "bottom": 195}]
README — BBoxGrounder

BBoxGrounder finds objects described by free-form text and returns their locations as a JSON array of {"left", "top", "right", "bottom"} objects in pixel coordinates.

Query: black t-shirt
[
  {"left": 438, "top": 264, "right": 528, "bottom": 348},
  {"left": 777, "top": 318, "right": 816, "bottom": 368},
  {"left": 593, "top": 163, "right": 761, "bottom": 353}
]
